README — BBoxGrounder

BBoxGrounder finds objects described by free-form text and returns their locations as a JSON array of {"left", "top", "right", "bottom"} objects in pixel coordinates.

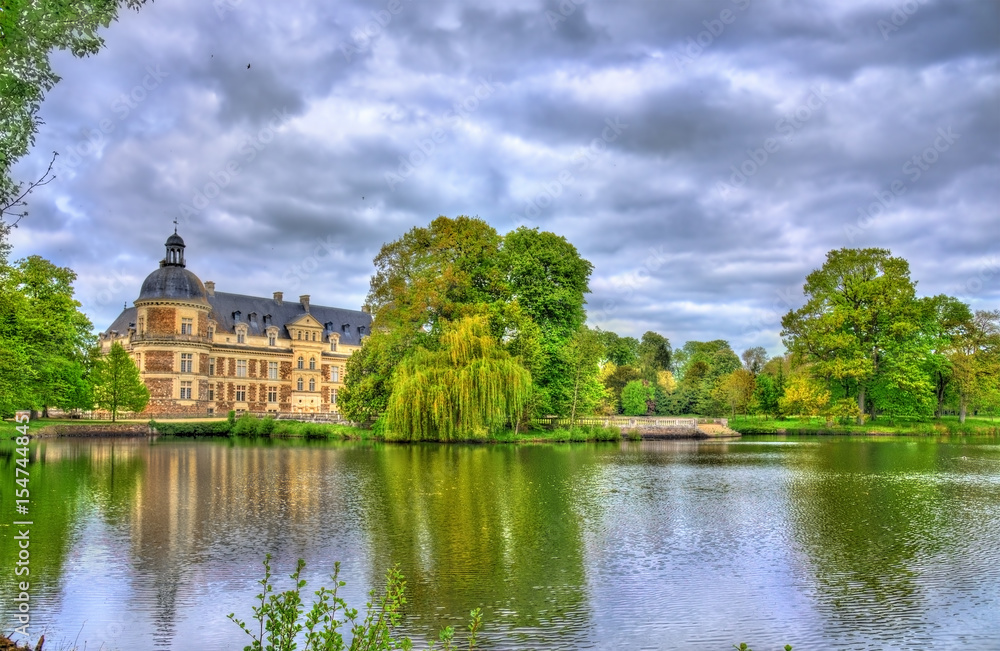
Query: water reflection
[{"left": 1, "top": 436, "right": 998, "bottom": 650}]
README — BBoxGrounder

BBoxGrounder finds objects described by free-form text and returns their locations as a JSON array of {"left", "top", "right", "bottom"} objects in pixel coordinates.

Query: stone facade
[{"left": 100, "top": 233, "right": 370, "bottom": 417}]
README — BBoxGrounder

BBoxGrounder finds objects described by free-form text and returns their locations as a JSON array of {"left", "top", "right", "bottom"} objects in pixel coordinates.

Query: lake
[{"left": 2, "top": 436, "right": 999, "bottom": 650}]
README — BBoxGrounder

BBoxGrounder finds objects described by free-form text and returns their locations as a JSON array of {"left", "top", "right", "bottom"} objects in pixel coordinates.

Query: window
[
  {"left": 209, "top": 358, "right": 216, "bottom": 376},
  {"left": 268, "top": 361, "right": 278, "bottom": 379},
  {"left": 180, "top": 353, "right": 193, "bottom": 373},
  {"left": 237, "top": 360, "right": 247, "bottom": 377},
  {"left": 181, "top": 317, "right": 193, "bottom": 335},
  {"left": 309, "top": 357, "right": 316, "bottom": 370},
  {"left": 312, "top": 332, "right": 316, "bottom": 341},
  {"left": 180, "top": 381, "right": 192, "bottom": 400},
  {"left": 237, "top": 331, "right": 245, "bottom": 344},
  {"left": 308, "top": 378, "right": 315, "bottom": 392},
  {"left": 297, "top": 356, "right": 304, "bottom": 369},
  {"left": 268, "top": 334, "right": 276, "bottom": 346},
  {"left": 296, "top": 377, "right": 304, "bottom": 391},
  {"left": 136, "top": 353, "right": 143, "bottom": 371},
  {"left": 267, "top": 387, "right": 277, "bottom": 403},
  {"left": 208, "top": 327, "right": 214, "bottom": 340},
  {"left": 297, "top": 331, "right": 302, "bottom": 340},
  {"left": 138, "top": 317, "right": 145, "bottom": 334},
  {"left": 331, "top": 340, "right": 337, "bottom": 352},
  {"left": 330, "top": 388, "right": 337, "bottom": 405},
  {"left": 236, "top": 385, "right": 246, "bottom": 401},
  {"left": 207, "top": 386, "right": 215, "bottom": 401},
  {"left": 331, "top": 367, "right": 339, "bottom": 382}
]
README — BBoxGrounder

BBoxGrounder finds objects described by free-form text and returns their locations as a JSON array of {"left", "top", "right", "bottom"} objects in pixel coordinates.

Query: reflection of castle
[{"left": 100, "top": 232, "right": 371, "bottom": 416}]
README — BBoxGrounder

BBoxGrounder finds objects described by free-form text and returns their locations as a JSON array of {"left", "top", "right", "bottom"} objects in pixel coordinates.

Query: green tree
[
  {"left": 947, "top": 310, "right": 1000, "bottom": 423},
  {"left": 1, "top": 0, "right": 148, "bottom": 225},
  {"left": 92, "top": 341, "right": 149, "bottom": 421},
  {"left": 637, "top": 331, "right": 672, "bottom": 381},
  {"left": 564, "top": 325, "right": 604, "bottom": 425},
  {"left": 741, "top": 346, "right": 768, "bottom": 374},
  {"left": 712, "top": 368, "right": 756, "bottom": 417},
  {"left": 598, "top": 330, "right": 639, "bottom": 366},
  {"left": 383, "top": 316, "right": 531, "bottom": 441},
  {"left": 781, "top": 248, "right": 921, "bottom": 423},
  {"left": 621, "top": 380, "right": 653, "bottom": 416},
  {"left": 0, "top": 255, "right": 94, "bottom": 415},
  {"left": 500, "top": 227, "right": 593, "bottom": 416},
  {"left": 602, "top": 364, "right": 641, "bottom": 413}
]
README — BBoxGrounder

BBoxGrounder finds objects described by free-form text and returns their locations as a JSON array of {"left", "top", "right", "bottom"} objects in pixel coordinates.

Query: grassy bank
[
  {"left": 730, "top": 415, "right": 1000, "bottom": 436},
  {"left": 0, "top": 417, "right": 131, "bottom": 440}
]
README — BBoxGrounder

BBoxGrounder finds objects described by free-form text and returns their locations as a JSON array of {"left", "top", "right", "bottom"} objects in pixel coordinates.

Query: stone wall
[
  {"left": 145, "top": 350, "right": 174, "bottom": 373},
  {"left": 146, "top": 306, "right": 176, "bottom": 335}
]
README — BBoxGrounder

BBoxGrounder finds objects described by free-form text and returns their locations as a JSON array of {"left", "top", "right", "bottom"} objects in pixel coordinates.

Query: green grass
[{"left": 730, "top": 414, "right": 1000, "bottom": 436}]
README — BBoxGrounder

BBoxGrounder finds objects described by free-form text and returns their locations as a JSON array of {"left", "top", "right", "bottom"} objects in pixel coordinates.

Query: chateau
[{"left": 100, "top": 232, "right": 372, "bottom": 417}]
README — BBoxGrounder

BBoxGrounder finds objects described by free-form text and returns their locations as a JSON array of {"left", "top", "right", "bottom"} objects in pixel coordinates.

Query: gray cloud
[{"left": 8, "top": 0, "right": 998, "bottom": 357}]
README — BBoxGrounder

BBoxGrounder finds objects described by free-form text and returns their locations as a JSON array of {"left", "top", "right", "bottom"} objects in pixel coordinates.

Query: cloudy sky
[{"left": 9, "top": 0, "right": 999, "bottom": 354}]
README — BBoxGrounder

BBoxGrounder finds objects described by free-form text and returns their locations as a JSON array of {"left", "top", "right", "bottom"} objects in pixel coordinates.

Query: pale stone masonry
[{"left": 101, "top": 233, "right": 371, "bottom": 416}]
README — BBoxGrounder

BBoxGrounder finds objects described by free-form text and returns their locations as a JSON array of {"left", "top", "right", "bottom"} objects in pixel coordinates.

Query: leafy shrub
[{"left": 229, "top": 554, "right": 482, "bottom": 651}]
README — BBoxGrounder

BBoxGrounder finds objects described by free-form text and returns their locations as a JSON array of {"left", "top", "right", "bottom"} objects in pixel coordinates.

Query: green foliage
[
  {"left": 384, "top": 316, "right": 532, "bottom": 441},
  {"left": 781, "top": 248, "right": 921, "bottom": 421},
  {"left": 0, "top": 255, "right": 95, "bottom": 415},
  {"left": 621, "top": 380, "right": 653, "bottom": 416},
  {"left": 231, "top": 412, "right": 277, "bottom": 438},
  {"left": 598, "top": 329, "right": 639, "bottom": 366},
  {"left": 91, "top": 341, "right": 149, "bottom": 421},
  {"left": 229, "top": 554, "right": 483, "bottom": 651},
  {"left": 149, "top": 420, "right": 231, "bottom": 436},
  {"left": 637, "top": 331, "right": 672, "bottom": 380}
]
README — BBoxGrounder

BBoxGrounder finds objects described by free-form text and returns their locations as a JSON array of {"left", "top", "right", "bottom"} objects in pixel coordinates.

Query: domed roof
[
  {"left": 137, "top": 265, "right": 210, "bottom": 305},
  {"left": 166, "top": 232, "right": 185, "bottom": 247}
]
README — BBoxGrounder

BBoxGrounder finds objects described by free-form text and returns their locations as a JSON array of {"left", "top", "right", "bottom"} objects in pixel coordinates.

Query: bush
[
  {"left": 229, "top": 554, "right": 482, "bottom": 651},
  {"left": 149, "top": 419, "right": 231, "bottom": 436}
]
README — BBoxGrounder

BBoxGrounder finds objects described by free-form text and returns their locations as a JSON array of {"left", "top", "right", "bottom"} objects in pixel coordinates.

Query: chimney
[
  {"left": 205, "top": 281, "right": 215, "bottom": 296},
  {"left": 361, "top": 304, "right": 370, "bottom": 314},
  {"left": 300, "top": 295, "right": 310, "bottom": 312},
  {"left": 273, "top": 291, "right": 283, "bottom": 305}
]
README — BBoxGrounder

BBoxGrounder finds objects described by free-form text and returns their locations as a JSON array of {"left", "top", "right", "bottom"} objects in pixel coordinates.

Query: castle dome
[{"left": 135, "top": 232, "right": 210, "bottom": 305}]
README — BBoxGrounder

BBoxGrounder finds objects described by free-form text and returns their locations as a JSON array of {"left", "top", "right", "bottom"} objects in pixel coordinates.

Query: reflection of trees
[
  {"left": 355, "top": 444, "right": 595, "bottom": 645},
  {"left": 789, "top": 441, "right": 950, "bottom": 637},
  {"left": 0, "top": 439, "right": 146, "bottom": 616}
]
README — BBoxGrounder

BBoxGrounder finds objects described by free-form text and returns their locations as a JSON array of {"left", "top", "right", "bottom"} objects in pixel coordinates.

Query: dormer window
[
  {"left": 235, "top": 324, "right": 248, "bottom": 344},
  {"left": 330, "top": 333, "right": 340, "bottom": 352},
  {"left": 233, "top": 311, "right": 241, "bottom": 322},
  {"left": 269, "top": 334, "right": 276, "bottom": 346}
]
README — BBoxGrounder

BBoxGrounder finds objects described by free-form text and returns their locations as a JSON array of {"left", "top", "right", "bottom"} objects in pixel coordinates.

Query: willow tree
[{"left": 384, "top": 316, "right": 532, "bottom": 441}]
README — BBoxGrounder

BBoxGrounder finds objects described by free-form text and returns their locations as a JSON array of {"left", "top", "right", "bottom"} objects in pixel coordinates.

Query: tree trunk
[
  {"left": 857, "top": 386, "right": 866, "bottom": 425},
  {"left": 960, "top": 397, "right": 967, "bottom": 424}
]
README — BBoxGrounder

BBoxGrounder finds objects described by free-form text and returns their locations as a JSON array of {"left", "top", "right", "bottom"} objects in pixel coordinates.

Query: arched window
[
  {"left": 297, "top": 356, "right": 304, "bottom": 369},
  {"left": 296, "top": 377, "right": 304, "bottom": 391},
  {"left": 308, "top": 378, "right": 315, "bottom": 392},
  {"left": 297, "top": 331, "right": 302, "bottom": 340},
  {"left": 312, "top": 332, "right": 316, "bottom": 341},
  {"left": 309, "top": 357, "right": 316, "bottom": 370}
]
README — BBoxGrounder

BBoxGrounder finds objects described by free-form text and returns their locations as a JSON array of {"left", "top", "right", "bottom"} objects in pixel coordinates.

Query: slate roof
[
  {"left": 137, "top": 265, "right": 210, "bottom": 304},
  {"left": 206, "top": 291, "right": 372, "bottom": 346},
  {"left": 102, "top": 291, "right": 372, "bottom": 347}
]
